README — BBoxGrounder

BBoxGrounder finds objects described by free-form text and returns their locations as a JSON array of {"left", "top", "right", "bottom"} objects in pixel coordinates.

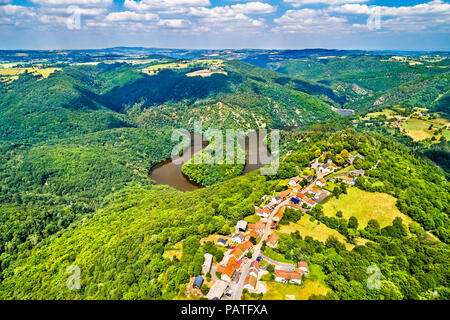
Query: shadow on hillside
[{"left": 99, "top": 69, "right": 233, "bottom": 112}]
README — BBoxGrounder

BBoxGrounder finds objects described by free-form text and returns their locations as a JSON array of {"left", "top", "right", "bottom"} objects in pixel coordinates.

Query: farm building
[
  {"left": 193, "top": 275, "right": 204, "bottom": 289},
  {"left": 235, "top": 220, "right": 248, "bottom": 232},
  {"left": 202, "top": 253, "right": 213, "bottom": 275},
  {"left": 206, "top": 280, "right": 228, "bottom": 300}
]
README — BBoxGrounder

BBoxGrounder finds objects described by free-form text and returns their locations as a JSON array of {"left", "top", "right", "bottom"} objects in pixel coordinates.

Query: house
[
  {"left": 306, "top": 175, "right": 314, "bottom": 182},
  {"left": 228, "top": 248, "right": 244, "bottom": 262},
  {"left": 297, "top": 193, "right": 317, "bottom": 208},
  {"left": 220, "top": 265, "right": 236, "bottom": 282},
  {"left": 202, "top": 253, "right": 213, "bottom": 275},
  {"left": 318, "top": 161, "right": 332, "bottom": 174},
  {"left": 249, "top": 261, "right": 260, "bottom": 278},
  {"left": 217, "top": 238, "right": 227, "bottom": 246},
  {"left": 238, "top": 240, "right": 253, "bottom": 253},
  {"left": 290, "top": 197, "right": 300, "bottom": 205},
  {"left": 193, "top": 275, "right": 204, "bottom": 289},
  {"left": 297, "top": 261, "right": 309, "bottom": 274},
  {"left": 275, "top": 270, "right": 303, "bottom": 284},
  {"left": 232, "top": 233, "right": 245, "bottom": 244},
  {"left": 308, "top": 187, "right": 322, "bottom": 197},
  {"left": 245, "top": 230, "right": 259, "bottom": 242},
  {"left": 206, "top": 280, "right": 228, "bottom": 300},
  {"left": 235, "top": 259, "right": 244, "bottom": 271},
  {"left": 248, "top": 222, "right": 265, "bottom": 233},
  {"left": 278, "top": 189, "right": 292, "bottom": 199},
  {"left": 271, "top": 195, "right": 282, "bottom": 205},
  {"left": 272, "top": 207, "right": 284, "bottom": 224},
  {"left": 243, "top": 275, "right": 257, "bottom": 291},
  {"left": 235, "top": 220, "right": 247, "bottom": 233},
  {"left": 316, "top": 178, "right": 326, "bottom": 187},
  {"left": 288, "top": 176, "right": 300, "bottom": 187},
  {"left": 256, "top": 207, "right": 270, "bottom": 218},
  {"left": 338, "top": 175, "right": 355, "bottom": 185},
  {"left": 267, "top": 233, "right": 279, "bottom": 248}
]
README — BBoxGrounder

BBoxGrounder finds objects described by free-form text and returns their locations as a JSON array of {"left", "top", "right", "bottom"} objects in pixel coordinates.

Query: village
[{"left": 186, "top": 151, "right": 366, "bottom": 300}]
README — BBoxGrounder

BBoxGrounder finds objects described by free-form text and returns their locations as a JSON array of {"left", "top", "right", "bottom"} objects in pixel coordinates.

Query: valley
[{"left": 0, "top": 48, "right": 448, "bottom": 301}]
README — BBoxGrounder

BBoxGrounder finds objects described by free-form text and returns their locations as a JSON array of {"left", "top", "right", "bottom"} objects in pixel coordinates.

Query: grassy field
[
  {"left": 401, "top": 118, "right": 435, "bottom": 141},
  {"left": 257, "top": 264, "right": 329, "bottom": 300},
  {"left": 278, "top": 216, "right": 362, "bottom": 250},
  {"left": 0, "top": 67, "right": 60, "bottom": 79},
  {"left": 401, "top": 117, "right": 449, "bottom": 141},
  {"left": 323, "top": 188, "right": 412, "bottom": 228},
  {"left": 244, "top": 214, "right": 261, "bottom": 223}
]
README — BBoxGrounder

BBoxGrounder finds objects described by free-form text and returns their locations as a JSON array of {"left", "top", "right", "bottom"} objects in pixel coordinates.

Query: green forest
[{"left": 0, "top": 51, "right": 449, "bottom": 300}]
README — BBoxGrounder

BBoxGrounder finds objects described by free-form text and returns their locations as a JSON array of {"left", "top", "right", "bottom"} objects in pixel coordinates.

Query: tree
[{"left": 348, "top": 216, "right": 359, "bottom": 230}]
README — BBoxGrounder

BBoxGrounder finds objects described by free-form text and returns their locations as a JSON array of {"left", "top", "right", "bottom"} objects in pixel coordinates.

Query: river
[{"left": 149, "top": 130, "right": 273, "bottom": 192}]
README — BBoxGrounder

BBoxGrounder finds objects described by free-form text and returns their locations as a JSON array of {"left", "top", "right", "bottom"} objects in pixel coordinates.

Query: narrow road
[
  {"left": 231, "top": 198, "right": 290, "bottom": 300},
  {"left": 259, "top": 254, "right": 295, "bottom": 271}
]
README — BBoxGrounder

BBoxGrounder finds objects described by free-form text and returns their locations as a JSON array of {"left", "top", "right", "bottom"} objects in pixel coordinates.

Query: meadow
[{"left": 322, "top": 188, "right": 412, "bottom": 228}]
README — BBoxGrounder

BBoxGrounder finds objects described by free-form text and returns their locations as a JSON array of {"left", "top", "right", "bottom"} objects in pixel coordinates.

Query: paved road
[
  {"left": 259, "top": 253, "right": 295, "bottom": 271},
  {"left": 230, "top": 199, "right": 290, "bottom": 300}
]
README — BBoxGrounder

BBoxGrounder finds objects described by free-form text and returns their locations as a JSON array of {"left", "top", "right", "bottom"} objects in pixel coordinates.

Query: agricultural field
[
  {"left": 278, "top": 216, "right": 362, "bottom": 250},
  {"left": 322, "top": 188, "right": 412, "bottom": 228},
  {"left": 0, "top": 67, "right": 61, "bottom": 82},
  {"left": 401, "top": 118, "right": 437, "bottom": 141}
]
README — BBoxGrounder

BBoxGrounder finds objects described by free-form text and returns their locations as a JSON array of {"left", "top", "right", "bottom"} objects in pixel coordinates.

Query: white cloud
[
  {"left": 284, "top": 0, "right": 369, "bottom": 7},
  {"left": 273, "top": 8, "right": 348, "bottom": 33},
  {"left": 329, "top": 0, "right": 450, "bottom": 16},
  {"left": 157, "top": 19, "right": 191, "bottom": 28},
  {"left": 123, "top": 0, "right": 210, "bottom": 13},
  {"left": 231, "top": 2, "right": 276, "bottom": 14},
  {"left": 105, "top": 11, "right": 158, "bottom": 21},
  {"left": 29, "top": 0, "right": 113, "bottom": 7}
]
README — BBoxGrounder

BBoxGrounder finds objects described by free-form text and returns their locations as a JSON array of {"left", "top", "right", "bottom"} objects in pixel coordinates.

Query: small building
[
  {"left": 318, "top": 160, "right": 332, "bottom": 174},
  {"left": 278, "top": 189, "right": 292, "bottom": 199},
  {"left": 193, "top": 275, "right": 204, "bottom": 289},
  {"left": 290, "top": 197, "right": 300, "bottom": 205},
  {"left": 256, "top": 207, "right": 270, "bottom": 218},
  {"left": 271, "top": 196, "right": 281, "bottom": 205},
  {"left": 243, "top": 275, "right": 257, "bottom": 291},
  {"left": 275, "top": 270, "right": 303, "bottom": 285},
  {"left": 308, "top": 187, "right": 322, "bottom": 198},
  {"left": 248, "top": 222, "right": 265, "bottom": 233},
  {"left": 217, "top": 238, "right": 227, "bottom": 246},
  {"left": 249, "top": 260, "right": 260, "bottom": 278},
  {"left": 316, "top": 178, "right": 326, "bottom": 187},
  {"left": 202, "top": 253, "right": 213, "bottom": 275},
  {"left": 297, "top": 193, "right": 317, "bottom": 208},
  {"left": 206, "top": 280, "right": 228, "bottom": 300},
  {"left": 245, "top": 230, "right": 259, "bottom": 242},
  {"left": 267, "top": 233, "right": 279, "bottom": 248},
  {"left": 338, "top": 176, "right": 355, "bottom": 185},
  {"left": 232, "top": 233, "right": 245, "bottom": 244},
  {"left": 220, "top": 265, "right": 236, "bottom": 282},
  {"left": 235, "top": 220, "right": 247, "bottom": 233},
  {"left": 298, "top": 261, "right": 309, "bottom": 274}
]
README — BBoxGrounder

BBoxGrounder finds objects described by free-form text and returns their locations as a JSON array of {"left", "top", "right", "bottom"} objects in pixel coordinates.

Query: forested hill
[
  {"left": 0, "top": 128, "right": 449, "bottom": 300},
  {"left": 0, "top": 60, "right": 340, "bottom": 144}
]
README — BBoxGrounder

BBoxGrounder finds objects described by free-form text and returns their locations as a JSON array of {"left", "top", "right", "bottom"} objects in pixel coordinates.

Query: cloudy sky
[{"left": 0, "top": 0, "right": 449, "bottom": 50}]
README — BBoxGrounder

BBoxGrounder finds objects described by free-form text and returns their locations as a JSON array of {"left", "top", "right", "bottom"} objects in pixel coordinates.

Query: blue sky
[{"left": 0, "top": 0, "right": 449, "bottom": 50}]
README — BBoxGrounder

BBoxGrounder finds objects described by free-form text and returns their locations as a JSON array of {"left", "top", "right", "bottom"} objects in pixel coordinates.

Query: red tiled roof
[
  {"left": 275, "top": 270, "right": 302, "bottom": 280},
  {"left": 298, "top": 261, "right": 308, "bottom": 269},
  {"left": 267, "top": 233, "right": 278, "bottom": 246},
  {"left": 278, "top": 189, "right": 292, "bottom": 198}
]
